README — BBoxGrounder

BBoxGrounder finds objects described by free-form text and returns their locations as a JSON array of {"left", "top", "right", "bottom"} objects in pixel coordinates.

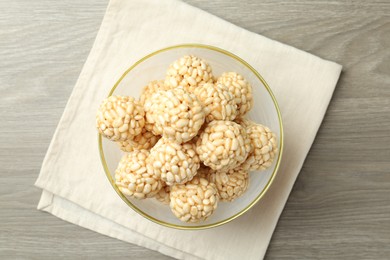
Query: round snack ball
[
  {"left": 147, "top": 138, "right": 200, "bottom": 186},
  {"left": 115, "top": 150, "right": 163, "bottom": 199},
  {"left": 140, "top": 80, "right": 167, "bottom": 135},
  {"left": 217, "top": 72, "right": 253, "bottom": 116},
  {"left": 165, "top": 55, "right": 214, "bottom": 92},
  {"left": 169, "top": 175, "right": 219, "bottom": 223},
  {"left": 139, "top": 80, "right": 167, "bottom": 105},
  {"left": 240, "top": 124, "right": 278, "bottom": 171},
  {"left": 196, "top": 121, "right": 252, "bottom": 171},
  {"left": 209, "top": 168, "right": 249, "bottom": 202},
  {"left": 96, "top": 95, "right": 145, "bottom": 141},
  {"left": 155, "top": 184, "right": 170, "bottom": 205},
  {"left": 144, "top": 87, "right": 205, "bottom": 143},
  {"left": 117, "top": 128, "right": 160, "bottom": 152},
  {"left": 234, "top": 117, "right": 255, "bottom": 128},
  {"left": 194, "top": 83, "right": 238, "bottom": 122}
]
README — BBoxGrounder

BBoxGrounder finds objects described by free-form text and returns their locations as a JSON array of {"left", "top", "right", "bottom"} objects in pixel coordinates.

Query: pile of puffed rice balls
[{"left": 96, "top": 55, "right": 278, "bottom": 223}]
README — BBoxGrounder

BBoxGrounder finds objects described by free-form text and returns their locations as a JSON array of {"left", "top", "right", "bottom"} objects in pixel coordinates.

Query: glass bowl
[{"left": 99, "top": 44, "right": 283, "bottom": 230}]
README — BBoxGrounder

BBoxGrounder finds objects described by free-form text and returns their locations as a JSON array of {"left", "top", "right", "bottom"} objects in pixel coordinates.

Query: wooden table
[{"left": 1, "top": 0, "right": 389, "bottom": 259}]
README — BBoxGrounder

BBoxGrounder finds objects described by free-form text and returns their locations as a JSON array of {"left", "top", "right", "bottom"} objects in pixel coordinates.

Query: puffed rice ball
[
  {"left": 240, "top": 124, "right": 278, "bottom": 171},
  {"left": 165, "top": 55, "right": 214, "bottom": 92},
  {"left": 209, "top": 168, "right": 249, "bottom": 202},
  {"left": 139, "top": 80, "right": 167, "bottom": 105},
  {"left": 115, "top": 150, "right": 163, "bottom": 199},
  {"left": 196, "top": 121, "right": 252, "bottom": 171},
  {"left": 96, "top": 96, "right": 145, "bottom": 141},
  {"left": 169, "top": 175, "right": 219, "bottom": 223},
  {"left": 155, "top": 184, "right": 170, "bottom": 205},
  {"left": 147, "top": 138, "right": 200, "bottom": 186},
  {"left": 117, "top": 128, "right": 160, "bottom": 152},
  {"left": 235, "top": 117, "right": 255, "bottom": 128},
  {"left": 139, "top": 80, "right": 167, "bottom": 135},
  {"left": 194, "top": 83, "right": 238, "bottom": 122},
  {"left": 144, "top": 87, "right": 205, "bottom": 143},
  {"left": 217, "top": 72, "right": 253, "bottom": 116}
]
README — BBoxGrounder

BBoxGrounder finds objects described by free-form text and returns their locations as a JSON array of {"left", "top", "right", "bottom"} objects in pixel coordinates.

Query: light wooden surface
[{"left": 1, "top": 0, "right": 389, "bottom": 259}]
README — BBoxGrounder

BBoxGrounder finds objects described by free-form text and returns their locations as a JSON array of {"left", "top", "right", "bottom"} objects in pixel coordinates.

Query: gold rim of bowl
[{"left": 98, "top": 43, "right": 284, "bottom": 230}]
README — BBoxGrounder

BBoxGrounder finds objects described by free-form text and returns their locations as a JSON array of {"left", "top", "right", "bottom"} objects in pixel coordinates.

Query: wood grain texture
[{"left": 0, "top": 0, "right": 389, "bottom": 259}]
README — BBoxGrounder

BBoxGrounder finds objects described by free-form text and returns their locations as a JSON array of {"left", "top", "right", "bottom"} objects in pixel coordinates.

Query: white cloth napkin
[{"left": 35, "top": 0, "right": 342, "bottom": 259}]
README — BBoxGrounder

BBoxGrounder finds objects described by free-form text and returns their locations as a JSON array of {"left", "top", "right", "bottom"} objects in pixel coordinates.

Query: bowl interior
[{"left": 100, "top": 45, "right": 282, "bottom": 229}]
